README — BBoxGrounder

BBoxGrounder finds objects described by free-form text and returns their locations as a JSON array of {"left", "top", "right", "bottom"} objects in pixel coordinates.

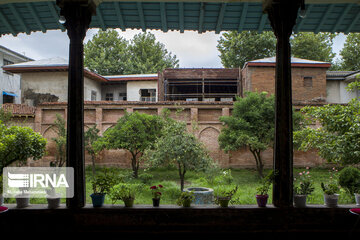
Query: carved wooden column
[
  {"left": 58, "top": 0, "right": 95, "bottom": 208},
  {"left": 263, "top": 0, "right": 301, "bottom": 207}
]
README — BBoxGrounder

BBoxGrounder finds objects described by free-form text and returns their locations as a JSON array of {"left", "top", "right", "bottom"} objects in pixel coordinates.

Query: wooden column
[
  {"left": 264, "top": 0, "right": 301, "bottom": 207},
  {"left": 58, "top": 0, "right": 94, "bottom": 208}
]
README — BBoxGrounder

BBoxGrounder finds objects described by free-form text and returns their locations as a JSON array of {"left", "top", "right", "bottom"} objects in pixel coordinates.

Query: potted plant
[
  {"left": 90, "top": 170, "right": 116, "bottom": 207},
  {"left": 150, "top": 184, "right": 163, "bottom": 207},
  {"left": 176, "top": 191, "right": 195, "bottom": 207},
  {"left": 213, "top": 185, "right": 238, "bottom": 207},
  {"left": 321, "top": 167, "right": 340, "bottom": 207},
  {"left": 109, "top": 183, "right": 138, "bottom": 207},
  {"left": 293, "top": 168, "right": 315, "bottom": 208},
  {"left": 338, "top": 166, "right": 360, "bottom": 205},
  {"left": 255, "top": 170, "right": 275, "bottom": 207},
  {"left": 45, "top": 187, "right": 61, "bottom": 209}
]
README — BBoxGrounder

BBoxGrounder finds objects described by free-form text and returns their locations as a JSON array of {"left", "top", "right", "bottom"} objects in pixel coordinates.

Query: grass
[{"left": 4, "top": 166, "right": 357, "bottom": 206}]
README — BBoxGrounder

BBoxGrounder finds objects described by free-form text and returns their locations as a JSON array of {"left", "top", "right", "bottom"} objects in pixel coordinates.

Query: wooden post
[
  {"left": 58, "top": 0, "right": 95, "bottom": 208},
  {"left": 264, "top": 0, "right": 301, "bottom": 208}
]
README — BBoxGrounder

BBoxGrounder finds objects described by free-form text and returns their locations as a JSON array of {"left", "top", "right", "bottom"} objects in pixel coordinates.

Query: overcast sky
[{"left": 0, "top": 28, "right": 347, "bottom": 69}]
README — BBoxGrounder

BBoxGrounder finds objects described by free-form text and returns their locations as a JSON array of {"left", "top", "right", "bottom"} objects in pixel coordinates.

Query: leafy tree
[
  {"left": 0, "top": 122, "right": 47, "bottom": 172},
  {"left": 340, "top": 33, "right": 360, "bottom": 71},
  {"left": 84, "top": 29, "right": 129, "bottom": 75},
  {"left": 50, "top": 114, "right": 66, "bottom": 168},
  {"left": 217, "top": 31, "right": 276, "bottom": 68},
  {"left": 144, "top": 119, "right": 213, "bottom": 191},
  {"left": 0, "top": 108, "right": 13, "bottom": 126},
  {"left": 127, "top": 32, "right": 179, "bottom": 74},
  {"left": 291, "top": 32, "right": 337, "bottom": 63},
  {"left": 99, "top": 111, "right": 165, "bottom": 178},
  {"left": 85, "top": 125, "right": 101, "bottom": 177},
  {"left": 218, "top": 92, "right": 302, "bottom": 178}
]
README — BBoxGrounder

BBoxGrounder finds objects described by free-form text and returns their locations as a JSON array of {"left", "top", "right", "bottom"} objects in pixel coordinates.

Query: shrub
[
  {"left": 138, "top": 173, "right": 154, "bottom": 184},
  {"left": 338, "top": 166, "right": 360, "bottom": 195}
]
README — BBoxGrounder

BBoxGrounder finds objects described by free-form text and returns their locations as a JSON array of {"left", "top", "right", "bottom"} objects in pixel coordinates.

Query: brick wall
[{"left": 24, "top": 101, "right": 326, "bottom": 169}]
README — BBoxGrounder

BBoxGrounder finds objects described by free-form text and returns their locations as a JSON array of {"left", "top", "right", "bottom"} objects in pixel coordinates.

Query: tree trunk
[
  {"left": 178, "top": 163, "right": 186, "bottom": 191},
  {"left": 91, "top": 154, "right": 96, "bottom": 177},
  {"left": 250, "top": 149, "right": 264, "bottom": 178},
  {"left": 131, "top": 152, "right": 138, "bottom": 178}
]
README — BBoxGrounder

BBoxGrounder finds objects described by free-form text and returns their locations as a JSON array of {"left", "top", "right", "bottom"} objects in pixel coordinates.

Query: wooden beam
[
  {"left": 9, "top": 3, "right": 30, "bottom": 34},
  {"left": 137, "top": 2, "right": 146, "bottom": 32},
  {"left": 315, "top": 4, "right": 335, "bottom": 33},
  {"left": 160, "top": 2, "right": 168, "bottom": 32},
  {"left": 47, "top": 2, "right": 65, "bottom": 32},
  {"left": 215, "top": 3, "right": 226, "bottom": 34},
  {"left": 331, "top": 4, "right": 352, "bottom": 33},
  {"left": 26, "top": 2, "right": 46, "bottom": 33},
  {"left": 258, "top": 13, "right": 267, "bottom": 33},
  {"left": 0, "top": 8, "right": 16, "bottom": 35},
  {"left": 179, "top": 2, "right": 184, "bottom": 33},
  {"left": 294, "top": 4, "right": 313, "bottom": 33},
  {"left": 96, "top": 6, "right": 106, "bottom": 30},
  {"left": 113, "top": 2, "right": 125, "bottom": 31},
  {"left": 345, "top": 8, "right": 360, "bottom": 34},
  {"left": 199, "top": 2, "right": 205, "bottom": 33},
  {"left": 238, "top": 2, "right": 248, "bottom": 32}
]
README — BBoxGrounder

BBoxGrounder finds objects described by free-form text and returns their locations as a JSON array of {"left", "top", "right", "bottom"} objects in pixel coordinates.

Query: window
[
  {"left": 303, "top": 77, "right": 313, "bottom": 88},
  {"left": 118, "top": 92, "right": 126, "bottom": 101},
  {"left": 3, "top": 59, "right": 14, "bottom": 66},
  {"left": 3, "top": 94, "right": 14, "bottom": 104},
  {"left": 140, "top": 89, "right": 156, "bottom": 102},
  {"left": 91, "top": 91, "right": 97, "bottom": 101},
  {"left": 105, "top": 93, "right": 113, "bottom": 101}
]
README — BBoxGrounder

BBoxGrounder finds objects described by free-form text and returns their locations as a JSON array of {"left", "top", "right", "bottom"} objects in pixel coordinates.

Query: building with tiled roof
[{"left": 326, "top": 70, "right": 360, "bottom": 103}]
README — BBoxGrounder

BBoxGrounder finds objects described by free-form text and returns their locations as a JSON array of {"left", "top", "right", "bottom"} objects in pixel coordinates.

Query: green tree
[
  {"left": 84, "top": 29, "right": 129, "bottom": 75},
  {"left": 144, "top": 119, "right": 213, "bottom": 191},
  {"left": 85, "top": 125, "right": 101, "bottom": 177},
  {"left": 218, "top": 92, "right": 302, "bottom": 178},
  {"left": 99, "top": 111, "right": 165, "bottom": 178},
  {"left": 0, "top": 108, "right": 13, "bottom": 126},
  {"left": 217, "top": 31, "right": 276, "bottom": 68},
  {"left": 51, "top": 114, "right": 66, "bottom": 167},
  {"left": 0, "top": 122, "right": 47, "bottom": 172},
  {"left": 127, "top": 32, "right": 179, "bottom": 74},
  {"left": 340, "top": 33, "right": 360, "bottom": 71},
  {"left": 291, "top": 32, "right": 337, "bottom": 63}
]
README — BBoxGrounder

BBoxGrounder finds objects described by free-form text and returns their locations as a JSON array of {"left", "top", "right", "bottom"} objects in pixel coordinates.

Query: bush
[
  {"left": 338, "top": 166, "right": 360, "bottom": 195},
  {"left": 138, "top": 173, "right": 154, "bottom": 184}
]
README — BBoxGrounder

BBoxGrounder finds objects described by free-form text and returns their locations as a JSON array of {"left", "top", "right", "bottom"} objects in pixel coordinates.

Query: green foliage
[
  {"left": 85, "top": 125, "right": 101, "bottom": 176},
  {"left": 293, "top": 98, "right": 360, "bottom": 165},
  {"left": 84, "top": 30, "right": 179, "bottom": 75},
  {"left": 51, "top": 114, "right": 66, "bottom": 167},
  {"left": 217, "top": 31, "right": 276, "bottom": 68},
  {"left": 213, "top": 185, "right": 238, "bottom": 205},
  {"left": 291, "top": 32, "right": 337, "bottom": 63},
  {"left": 138, "top": 173, "right": 154, "bottom": 184},
  {"left": 0, "top": 122, "right": 47, "bottom": 171},
  {"left": 293, "top": 168, "right": 315, "bottom": 195},
  {"left": 109, "top": 183, "right": 141, "bottom": 204},
  {"left": 176, "top": 191, "right": 195, "bottom": 206},
  {"left": 144, "top": 119, "right": 213, "bottom": 191},
  {"left": 256, "top": 170, "right": 276, "bottom": 195},
  {"left": 100, "top": 111, "right": 165, "bottom": 178},
  {"left": 91, "top": 170, "right": 117, "bottom": 195},
  {"left": 321, "top": 168, "right": 340, "bottom": 195},
  {"left": 0, "top": 108, "right": 13, "bottom": 126},
  {"left": 338, "top": 166, "right": 360, "bottom": 195},
  {"left": 340, "top": 33, "right": 360, "bottom": 71}
]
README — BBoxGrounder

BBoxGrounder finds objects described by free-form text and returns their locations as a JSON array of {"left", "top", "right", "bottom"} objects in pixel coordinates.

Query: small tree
[
  {"left": 219, "top": 92, "right": 302, "bottom": 178},
  {"left": 100, "top": 111, "right": 165, "bottom": 178},
  {"left": 0, "top": 122, "right": 47, "bottom": 172},
  {"left": 85, "top": 125, "right": 101, "bottom": 177},
  {"left": 145, "top": 120, "right": 213, "bottom": 191},
  {"left": 0, "top": 108, "right": 13, "bottom": 126},
  {"left": 50, "top": 114, "right": 66, "bottom": 168}
]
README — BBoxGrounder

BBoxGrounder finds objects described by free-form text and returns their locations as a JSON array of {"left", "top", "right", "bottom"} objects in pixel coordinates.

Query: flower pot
[
  {"left": 182, "top": 199, "right": 192, "bottom": 207},
  {"left": 15, "top": 194, "right": 30, "bottom": 208},
  {"left": 354, "top": 193, "right": 360, "bottom": 206},
  {"left": 256, "top": 194, "right": 268, "bottom": 207},
  {"left": 294, "top": 194, "right": 307, "bottom": 208},
  {"left": 217, "top": 197, "right": 230, "bottom": 208},
  {"left": 152, "top": 198, "right": 160, "bottom": 207},
  {"left": 123, "top": 198, "right": 134, "bottom": 207},
  {"left": 90, "top": 193, "right": 106, "bottom": 207},
  {"left": 324, "top": 194, "right": 339, "bottom": 207},
  {"left": 47, "top": 195, "right": 61, "bottom": 209}
]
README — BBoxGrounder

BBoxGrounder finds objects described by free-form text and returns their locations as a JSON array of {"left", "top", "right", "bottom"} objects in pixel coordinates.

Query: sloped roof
[
  {"left": 105, "top": 73, "right": 158, "bottom": 82},
  {"left": 245, "top": 56, "right": 332, "bottom": 68}
]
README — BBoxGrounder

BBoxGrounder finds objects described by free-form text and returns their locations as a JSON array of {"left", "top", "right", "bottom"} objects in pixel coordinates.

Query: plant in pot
[
  {"left": 150, "top": 184, "right": 163, "bottom": 207},
  {"left": 109, "top": 183, "right": 139, "bottom": 207},
  {"left": 213, "top": 185, "right": 238, "bottom": 207},
  {"left": 176, "top": 191, "right": 195, "bottom": 207},
  {"left": 255, "top": 170, "right": 276, "bottom": 207},
  {"left": 321, "top": 167, "right": 340, "bottom": 207},
  {"left": 293, "top": 168, "right": 315, "bottom": 208},
  {"left": 90, "top": 170, "right": 116, "bottom": 207},
  {"left": 338, "top": 166, "right": 360, "bottom": 206}
]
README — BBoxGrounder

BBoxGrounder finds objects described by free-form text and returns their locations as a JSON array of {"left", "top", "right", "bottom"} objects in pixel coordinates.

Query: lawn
[{"left": 6, "top": 166, "right": 356, "bottom": 206}]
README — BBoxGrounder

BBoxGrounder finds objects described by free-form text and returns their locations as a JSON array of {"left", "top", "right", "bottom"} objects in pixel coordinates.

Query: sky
[{"left": 0, "top": 28, "right": 347, "bottom": 69}]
